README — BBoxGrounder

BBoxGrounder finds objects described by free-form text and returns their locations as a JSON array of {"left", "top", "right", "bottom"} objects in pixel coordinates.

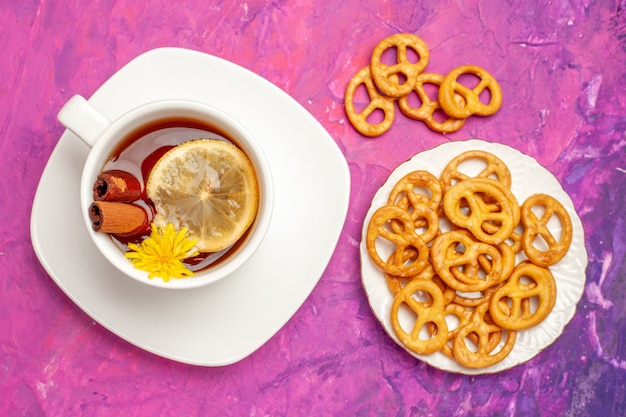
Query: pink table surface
[{"left": 2, "top": 1, "right": 625, "bottom": 415}]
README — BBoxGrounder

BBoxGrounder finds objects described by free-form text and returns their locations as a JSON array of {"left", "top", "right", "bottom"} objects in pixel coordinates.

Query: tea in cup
[{"left": 58, "top": 95, "right": 274, "bottom": 289}]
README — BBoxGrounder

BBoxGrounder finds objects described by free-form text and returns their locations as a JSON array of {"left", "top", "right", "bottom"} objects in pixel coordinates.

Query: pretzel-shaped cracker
[
  {"left": 388, "top": 171, "right": 441, "bottom": 241},
  {"left": 452, "top": 302, "right": 517, "bottom": 368},
  {"left": 390, "top": 279, "right": 448, "bottom": 354},
  {"left": 451, "top": 241, "right": 516, "bottom": 292},
  {"left": 385, "top": 255, "right": 435, "bottom": 296},
  {"left": 388, "top": 276, "right": 458, "bottom": 305},
  {"left": 432, "top": 302, "right": 474, "bottom": 358},
  {"left": 389, "top": 170, "right": 443, "bottom": 212},
  {"left": 384, "top": 253, "right": 456, "bottom": 304},
  {"left": 370, "top": 33, "right": 430, "bottom": 98},
  {"left": 521, "top": 193, "right": 573, "bottom": 267},
  {"left": 430, "top": 230, "right": 507, "bottom": 292},
  {"left": 388, "top": 201, "right": 439, "bottom": 244},
  {"left": 397, "top": 72, "right": 466, "bottom": 133},
  {"left": 344, "top": 66, "right": 396, "bottom": 137},
  {"left": 489, "top": 261, "right": 557, "bottom": 330},
  {"left": 438, "top": 65, "right": 503, "bottom": 119},
  {"left": 443, "top": 178, "right": 520, "bottom": 245},
  {"left": 439, "top": 150, "right": 512, "bottom": 193},
  {"left": 366, "top": 205, "right": 430, "bottom": 277},
  {"left": 428, "top": 301, "right": 504, "bottom": 359}
]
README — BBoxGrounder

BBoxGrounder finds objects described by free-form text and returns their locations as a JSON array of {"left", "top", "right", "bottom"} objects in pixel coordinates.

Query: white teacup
[{"left": 58, "top": 95, "right": 274, "bottom": 289}]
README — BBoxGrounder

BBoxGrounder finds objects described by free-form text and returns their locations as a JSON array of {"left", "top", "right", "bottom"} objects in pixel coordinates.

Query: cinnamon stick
[
  {"left": 89, "top": 201, "right": 150, "bottom": 236},
  {"left": 93, "top": 170, "right": 141, "bottom": 202}
]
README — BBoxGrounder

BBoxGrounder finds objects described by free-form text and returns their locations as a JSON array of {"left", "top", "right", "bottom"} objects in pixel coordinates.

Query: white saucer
[
  {"left": 31, "top": 48, "right": 350, "bottom": 366},
  {"left": 360, "top": 139, "right": 587, "bottom": 374}
]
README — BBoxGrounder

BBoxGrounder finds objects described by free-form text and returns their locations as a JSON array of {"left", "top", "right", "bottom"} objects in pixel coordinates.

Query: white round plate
[
  {"left": 360, "top": 139, "right": 587, "bottom": 374},
  {"left": 31, "top": 48, "right": 350, "bottom": 366}
]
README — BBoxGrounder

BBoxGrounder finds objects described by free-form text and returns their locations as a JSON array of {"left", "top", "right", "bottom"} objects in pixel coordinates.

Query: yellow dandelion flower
[{"left": 125, "top": 222, "right": 199, "bottom": 282}]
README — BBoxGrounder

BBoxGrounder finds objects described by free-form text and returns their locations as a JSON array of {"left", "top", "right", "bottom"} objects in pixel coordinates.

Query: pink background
[{"left": 2, "top": 0, "right": 626, "bottom": 415}]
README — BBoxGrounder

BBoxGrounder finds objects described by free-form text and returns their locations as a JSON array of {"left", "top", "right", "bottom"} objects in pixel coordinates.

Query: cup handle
[{"left": 57, "top": 95, "right": 111, "bottom": 148}]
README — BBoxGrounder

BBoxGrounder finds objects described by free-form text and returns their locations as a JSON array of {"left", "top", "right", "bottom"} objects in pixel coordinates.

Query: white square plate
[{"left": 31, "top": 48, "right": 350, "bottom": 366}]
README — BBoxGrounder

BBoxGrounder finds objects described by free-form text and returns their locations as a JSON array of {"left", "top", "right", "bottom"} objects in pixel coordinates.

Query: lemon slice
[{"left": 146, "top": 139, "right": 259, "bottom": 253}]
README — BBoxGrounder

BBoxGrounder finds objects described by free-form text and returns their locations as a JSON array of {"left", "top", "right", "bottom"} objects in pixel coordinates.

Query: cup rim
[{"left": 78, "top": 98, "right": 274, "bottom": 289}]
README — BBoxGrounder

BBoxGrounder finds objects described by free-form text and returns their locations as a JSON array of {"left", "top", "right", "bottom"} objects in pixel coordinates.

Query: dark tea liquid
[{"left": 102, "top": 118, "right": 255, "bottom": 272}]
